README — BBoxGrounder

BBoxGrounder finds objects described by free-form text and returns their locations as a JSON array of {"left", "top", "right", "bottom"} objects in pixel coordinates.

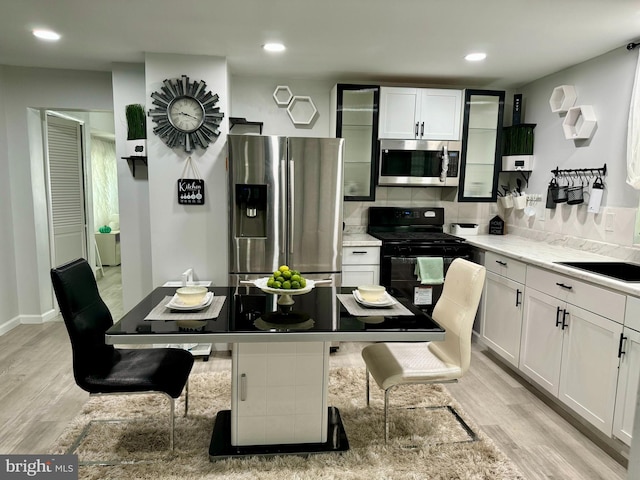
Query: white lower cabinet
[
  {"left": 231, "top": 342, "right": 330, "bottom": 446},
  {"left": 520, "top": 285, "right": 623, "bottom": 435},
  {"left": 612, "top": 327, "right": 640, "bottom": 446},
  {"left": 342, "top": 246, "right": 380, "bottom": 287},
  {"left": 482, "top": 271, "right": 524, "bottom": 367}
]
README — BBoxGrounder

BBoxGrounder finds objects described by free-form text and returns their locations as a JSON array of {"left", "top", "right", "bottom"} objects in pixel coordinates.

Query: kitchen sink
[{"left": 555, "top": 261, "right": 640, "bottom": 282}]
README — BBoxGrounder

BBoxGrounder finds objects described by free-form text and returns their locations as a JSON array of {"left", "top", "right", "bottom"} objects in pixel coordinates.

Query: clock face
[
  {"left": 168, "top": 96, "right": 204, "bottom": 133},
  {"left": 149, "top": 75, "right": 224, "bottom": 152}
]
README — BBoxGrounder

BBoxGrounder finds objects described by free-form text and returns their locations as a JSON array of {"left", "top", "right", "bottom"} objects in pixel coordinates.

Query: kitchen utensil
[
  {"left": 546, "top": 178, "right": 558, "bottom": 209},
  {"left": 552, "top": 177, "right": 568, "bottom": 203},
  {"left": 567, "top": 184, "right": 584, "bottom": 204},
  {"left": 588, "top": 176, "right": 604, "bottom": 213}
]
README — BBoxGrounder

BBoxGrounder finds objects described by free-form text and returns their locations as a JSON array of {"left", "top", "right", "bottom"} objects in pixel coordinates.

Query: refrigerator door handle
[
  {"left": 280, "top": 158, "right": 287, "bottom": 257},
  {"left": 288, "top": 158, "right": 295, "bottom": 255}
]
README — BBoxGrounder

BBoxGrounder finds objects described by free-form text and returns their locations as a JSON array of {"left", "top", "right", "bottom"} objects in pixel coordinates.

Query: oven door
[{"left": 382, "top": 253, "right": 469, "bottom": 315}]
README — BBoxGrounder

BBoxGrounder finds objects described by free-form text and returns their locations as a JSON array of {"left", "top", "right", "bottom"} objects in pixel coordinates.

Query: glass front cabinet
[
  {"left": 458, "top": 90, "right": 505, "bottom": 202},
  {"left": 330, "top": 84, "right": 380, "bottom": 201}
]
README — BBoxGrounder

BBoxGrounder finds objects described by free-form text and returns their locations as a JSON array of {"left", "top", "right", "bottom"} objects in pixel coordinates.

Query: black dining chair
[{"left": 50, "top": 258, "right": 194, "bottom": 452}]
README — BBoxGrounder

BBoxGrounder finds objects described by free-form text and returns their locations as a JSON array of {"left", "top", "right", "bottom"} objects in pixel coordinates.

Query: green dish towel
[{"left": 414, "top": 257, "right": 444, "bottom": 285}]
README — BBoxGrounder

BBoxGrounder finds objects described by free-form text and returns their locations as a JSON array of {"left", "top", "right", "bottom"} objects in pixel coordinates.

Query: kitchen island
[{"left": 106, "top": 284, "right": 444, "bottom": 460}]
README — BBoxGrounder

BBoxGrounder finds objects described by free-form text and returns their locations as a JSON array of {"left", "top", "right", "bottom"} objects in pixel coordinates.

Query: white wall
[
  {"left": 144, "top": 54, "right": 229, "bottom": 287},
  {"left": 230, "top": 76, "right": 334, "bottom": 137},
  {"left": 0, "top": 66, "right": 19, "bottom": 333},
  {"left": 520, "top": 47, "right": 638, "bottom": 208},
  {"left": 1, "top": 67, "right": 112, "bottom": 331},
  {"left": 111, "top": 63, "right": 153, "bottom": 311}
]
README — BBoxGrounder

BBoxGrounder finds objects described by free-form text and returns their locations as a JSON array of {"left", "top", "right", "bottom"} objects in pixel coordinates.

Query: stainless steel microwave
[{"left": 378, "top": 139, "right": 461, "bottom": 187}]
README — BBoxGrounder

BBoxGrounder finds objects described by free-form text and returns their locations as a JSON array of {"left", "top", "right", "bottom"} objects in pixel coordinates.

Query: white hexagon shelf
[
  {"left": 562, "top": 105, "right": 597, "bottom": 140},
  {"left": 286, "top": 95, "right": 318, "bottom": 125},
  {"left": 549, "top": 85, "right": 577, "bottom": 113},
  {"left": 272, "top": 85, "right": 293, "bottom": 106}
]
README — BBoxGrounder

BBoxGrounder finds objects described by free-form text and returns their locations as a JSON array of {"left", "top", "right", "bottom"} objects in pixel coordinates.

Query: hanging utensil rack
[{"left": 551, "top": 164, "right": 606, "bottom": 180}]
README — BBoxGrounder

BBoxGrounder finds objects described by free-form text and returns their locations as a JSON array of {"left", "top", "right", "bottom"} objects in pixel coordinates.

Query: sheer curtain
[
  {"left": 91, "top": 137, "right": 118, "bottom": 230},
  {"left": 627, "top": 48, "right": 640, "bottom": 189}
]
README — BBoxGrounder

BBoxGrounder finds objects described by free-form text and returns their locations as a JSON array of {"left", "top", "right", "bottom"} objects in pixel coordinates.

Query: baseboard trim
[{"left": 0, "top": 316, "right": 21, "bottom": 336}]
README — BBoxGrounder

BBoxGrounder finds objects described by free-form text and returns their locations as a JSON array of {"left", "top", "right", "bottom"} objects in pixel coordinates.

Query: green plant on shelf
[{"left": 125, "top": 104, "right": 147, "bottom": 140}]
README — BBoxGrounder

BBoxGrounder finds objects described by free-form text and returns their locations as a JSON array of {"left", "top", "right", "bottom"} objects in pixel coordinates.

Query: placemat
[
  {"left": 337, "top": 293, "right": 414, "bottom": 316},
  {"left": 144, "top": 295, "right": 226, "bottom": 321}
]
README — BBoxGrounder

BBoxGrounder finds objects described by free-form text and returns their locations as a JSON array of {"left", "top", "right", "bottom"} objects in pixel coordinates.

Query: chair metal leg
[
  {"left": 365, "top": 366, "right": 370, "bottom": 406},
  {"left": 169, "top": 396, "right": 175, "bottom": 451},
  {"left": 184, "top": 379, "right": 189, "bottom": 417},
  {"left": 384, "top": 388, "right": 390, "bottom": 444}
]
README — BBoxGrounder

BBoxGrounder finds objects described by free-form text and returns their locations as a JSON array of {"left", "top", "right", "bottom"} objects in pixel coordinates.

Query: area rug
[{"left": 49, "top": 367, "right": 524, "bottom": 479}]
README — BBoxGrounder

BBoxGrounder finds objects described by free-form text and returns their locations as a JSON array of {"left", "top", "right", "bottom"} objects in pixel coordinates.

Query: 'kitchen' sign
[{"left": 177, "top": 179, "right": 205, "bottom": 205}]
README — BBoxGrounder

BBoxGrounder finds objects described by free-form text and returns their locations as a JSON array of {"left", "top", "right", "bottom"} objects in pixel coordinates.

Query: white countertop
[
  {"left": 460, "top": 234, "right": 640, "bottom": 297},
  {"left": 343, "top": 233, "right": 382, "bottom": 247}
]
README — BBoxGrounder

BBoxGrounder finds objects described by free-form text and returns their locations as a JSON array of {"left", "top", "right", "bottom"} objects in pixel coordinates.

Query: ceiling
[{"left": 1, "top": 0, "right": 640, "bottom": 89}]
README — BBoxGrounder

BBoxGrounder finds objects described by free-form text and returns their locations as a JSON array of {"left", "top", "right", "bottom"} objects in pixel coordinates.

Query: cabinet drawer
[
  {"left": 342, "top": 246, "right": 380, "bottom": 265},
  {"left": 485, "top": 251, "right": 526, "bottom": 283},
  {"left": 527, "top": 266, "right": 625, "bottom": 323}
]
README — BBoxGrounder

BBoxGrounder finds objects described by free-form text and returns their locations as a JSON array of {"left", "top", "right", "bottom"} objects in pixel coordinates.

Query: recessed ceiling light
[
  {"left": 465, "top": 52, "right": 487, "bottom": 62},
  {"left": 263, "top": 43, "right": 285, "bottom": 52},
  {"left": 33, "top": 29, "right": 61, "bottom": 41}
]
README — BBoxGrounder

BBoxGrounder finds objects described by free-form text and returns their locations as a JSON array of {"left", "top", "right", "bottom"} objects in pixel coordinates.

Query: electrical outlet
[{"left": 605, "top": 212, "right": 615, "bottom": 232}]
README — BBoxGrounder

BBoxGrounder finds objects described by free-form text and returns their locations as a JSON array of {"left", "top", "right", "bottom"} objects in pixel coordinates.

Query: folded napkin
[{"left": 414, "top": 257, "right": 444, "bottom": 285}]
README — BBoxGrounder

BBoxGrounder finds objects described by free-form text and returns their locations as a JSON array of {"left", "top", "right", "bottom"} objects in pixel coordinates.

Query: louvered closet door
[{"left": 46, "top": 114, "right": 86, "bottom": 267}]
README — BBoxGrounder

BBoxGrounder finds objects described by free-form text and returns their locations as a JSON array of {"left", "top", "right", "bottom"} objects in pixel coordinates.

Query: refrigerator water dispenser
[{"left": 235, "top": 184, "right": 267, "bottom": 237}]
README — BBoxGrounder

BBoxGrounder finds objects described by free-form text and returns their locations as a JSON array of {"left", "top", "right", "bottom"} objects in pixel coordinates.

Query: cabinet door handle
[
  {"left": 420, "top": 122, "right": 425, "bottom": 137},
  {"left": 496, "top": 260, "right": 507, "bottom": 266},
  {"left": 352, "top": 251, "right": 367, "bottom": 254},
  {"left": 618, "top": 333, "right": 627, "bottom": 358},
  {"left": 515, "top": 289, "right": 522, "bottom": 307},
  {"left": 415, "top": 122, "right": 419, "bottom": 137},
  {"left": 561, "top": 309, "right": 569, "bottom": 330},
  {"left": 240, "top": 373, "right": 247, "bottom": 401},
  {"left": 555, "top": 306, "right": 562, "bottom": 327},
  {"left": 556, "top": 282, "right": 573, "bottom": 290}
]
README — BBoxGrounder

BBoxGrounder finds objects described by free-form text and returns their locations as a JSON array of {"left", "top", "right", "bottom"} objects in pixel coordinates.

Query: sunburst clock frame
[{"left": 149, "top": 75, "right": 224, "bottom": 153}]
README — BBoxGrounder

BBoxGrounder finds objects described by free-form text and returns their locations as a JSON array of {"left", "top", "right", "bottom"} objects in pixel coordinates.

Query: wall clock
[{"left": 149, "top": 75, "right": 224, "bottom": 152}]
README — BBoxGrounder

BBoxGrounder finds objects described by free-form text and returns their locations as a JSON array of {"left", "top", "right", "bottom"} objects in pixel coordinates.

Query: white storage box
[
  {"left": 502, "top": 155, "right": 533, "bottom": 171},
  {"left": 452, "top": 223, "right": 479, "bottom": 236}
]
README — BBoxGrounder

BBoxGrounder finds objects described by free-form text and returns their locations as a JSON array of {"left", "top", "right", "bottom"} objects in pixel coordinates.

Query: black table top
[{"left": 105, "top": 286, "right": 445, "bottom": 344}]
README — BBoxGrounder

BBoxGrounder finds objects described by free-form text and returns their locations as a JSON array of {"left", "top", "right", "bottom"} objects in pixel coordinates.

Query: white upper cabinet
[{"left": 378, "top": 87, "right": 462, "bottom": 140}]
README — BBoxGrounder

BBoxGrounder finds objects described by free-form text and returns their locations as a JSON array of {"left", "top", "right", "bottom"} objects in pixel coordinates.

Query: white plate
[
  {"left": 166, "top": 291, "right": 214, "bottom": 311},
  {"left": 352, "top": 290, "right": 397, "bottom": 308},
  {"left": 252, "top": 277, "right": 316, "bottom": 295}
]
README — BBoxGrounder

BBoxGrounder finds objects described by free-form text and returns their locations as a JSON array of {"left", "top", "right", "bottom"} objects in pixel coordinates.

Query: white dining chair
[{"left": 361, "top": 258, "right": 486, "bottom": 443}]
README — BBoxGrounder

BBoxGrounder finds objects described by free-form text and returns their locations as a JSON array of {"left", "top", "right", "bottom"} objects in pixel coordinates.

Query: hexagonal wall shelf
[
  {"left": 273, "top": 85, "right": 293, "bottom": 106},
  {"left": 562, "top": 105, "right": 597, "bottom": 140},
  {"left": 286, "top": 96, "right": 318, "bottom": 125},
  {"left": 549, "top": 85, "right": 577, "bottom": 113}
]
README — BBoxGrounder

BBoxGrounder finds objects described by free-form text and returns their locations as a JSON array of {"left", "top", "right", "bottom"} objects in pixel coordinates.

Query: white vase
[{"left": 125, "top": 139, "right": 146, "bottom": 157}]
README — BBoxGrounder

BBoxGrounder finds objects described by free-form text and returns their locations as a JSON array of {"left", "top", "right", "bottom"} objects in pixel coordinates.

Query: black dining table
[{"left": 106, "top": 284, "right": 444, "bottom": 460}]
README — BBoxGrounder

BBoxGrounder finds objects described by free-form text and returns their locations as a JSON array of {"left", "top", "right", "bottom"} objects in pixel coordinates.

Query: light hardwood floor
[{"left": 0, "top": 266, "right": 628, "bottom": 479}]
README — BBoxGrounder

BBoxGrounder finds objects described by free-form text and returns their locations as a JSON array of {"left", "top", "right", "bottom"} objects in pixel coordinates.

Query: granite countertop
[
  {"left": 343, "top": 233, "right": 382, "bottom": 247},
  {"left": 459, "top": 234, "right": 640, "bottom": 297}
]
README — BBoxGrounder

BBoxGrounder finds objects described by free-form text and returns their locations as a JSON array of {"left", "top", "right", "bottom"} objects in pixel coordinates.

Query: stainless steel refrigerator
[{"left": 228, "top": 134, "right": 345, "bottom": 286}]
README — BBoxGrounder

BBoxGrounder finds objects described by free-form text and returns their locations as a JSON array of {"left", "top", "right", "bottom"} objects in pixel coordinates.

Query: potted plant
[{"left": 125, "top": 103, "right": 147, "bottom": 157}]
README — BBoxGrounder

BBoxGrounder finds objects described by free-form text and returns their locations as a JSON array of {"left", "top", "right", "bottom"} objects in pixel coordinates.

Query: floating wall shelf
[
  {"left": 549, "top": 85, "right": 577, "bottom": 113},
  {"left": 286, "top": 96, "right": 318, "bottom": 125},
  {"left": 562, "top": 105, "right": 597, "bottom": 140},
  {"left": 122, "top": 156, "right": 147, "bottom": 177},
  {"left": 273, "top": 85, "right": 293, "bottom": 106}
]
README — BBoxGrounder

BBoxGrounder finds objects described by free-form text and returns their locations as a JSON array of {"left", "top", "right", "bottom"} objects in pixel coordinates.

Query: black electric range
[{"left": 367, "top": 206, "right": 472, "bottom": 314}]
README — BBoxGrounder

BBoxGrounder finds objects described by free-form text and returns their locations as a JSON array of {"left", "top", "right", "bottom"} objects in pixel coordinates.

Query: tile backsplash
[{"left": 343, "top": 186, "right": 640, "bottom": 263}]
